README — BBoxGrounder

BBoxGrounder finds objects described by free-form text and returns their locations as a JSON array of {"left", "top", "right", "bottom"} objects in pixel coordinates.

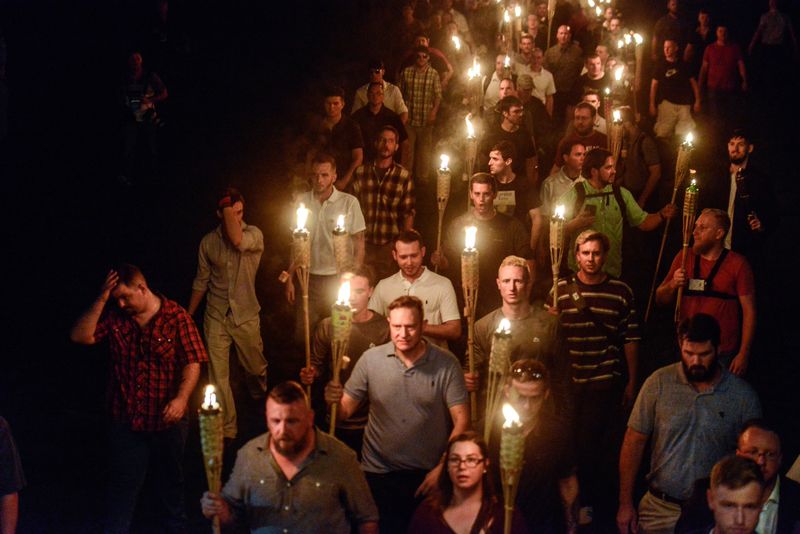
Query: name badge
[{"left": 688, "top": 279, "right": 706, "bottom": 291}]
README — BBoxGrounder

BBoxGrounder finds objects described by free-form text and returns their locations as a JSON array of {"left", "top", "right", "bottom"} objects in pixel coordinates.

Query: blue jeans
[{"left": 105, "top": 419, "right": 188, "bottom": 534}]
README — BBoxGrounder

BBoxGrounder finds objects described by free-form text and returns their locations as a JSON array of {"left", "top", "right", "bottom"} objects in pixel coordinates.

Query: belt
[{"left": 648, "top": 486, "right": 684, "bottom": 506}]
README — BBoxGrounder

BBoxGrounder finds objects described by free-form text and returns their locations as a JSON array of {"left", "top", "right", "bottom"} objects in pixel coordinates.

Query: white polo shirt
[
  {"left": 369, "top": 267, "right": 461, "bottom": 330},
  {"left": 299, "top": 188, "right": 366, "bottom": 276}
]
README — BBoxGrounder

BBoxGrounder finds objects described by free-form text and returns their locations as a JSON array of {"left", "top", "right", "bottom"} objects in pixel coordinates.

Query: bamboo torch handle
[{"left": 302, "top": 292, "right": 312, "bottom": 403}]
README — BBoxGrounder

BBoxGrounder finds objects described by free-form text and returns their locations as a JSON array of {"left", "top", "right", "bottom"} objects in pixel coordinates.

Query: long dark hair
[{"left": 430, "top": 431, "right": 498, "bottom": 534}]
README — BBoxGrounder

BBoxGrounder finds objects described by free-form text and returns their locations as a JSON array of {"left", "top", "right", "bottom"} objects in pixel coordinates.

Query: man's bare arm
[
  {"left": 70, "top": 270, "right": 118, "bottom": 345},
  {"left": 423, "top": 319, "right": 461, "bottom": 341}
]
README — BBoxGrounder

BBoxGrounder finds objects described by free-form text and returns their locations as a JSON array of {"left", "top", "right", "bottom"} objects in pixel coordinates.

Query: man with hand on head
[{"left": 70, "top": 264, "right": 207, "bottom": 534}]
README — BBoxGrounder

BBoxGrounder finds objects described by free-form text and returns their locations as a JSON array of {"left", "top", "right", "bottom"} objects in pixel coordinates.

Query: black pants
[
  {"left": 365, "top": 469, "right": 427, "bottom": 534},
  {"left": 105, "top": 419, "right": 188, "bottom": 534}
]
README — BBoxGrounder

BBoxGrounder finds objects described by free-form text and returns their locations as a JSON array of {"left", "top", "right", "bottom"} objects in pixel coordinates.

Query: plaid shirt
[
  {"left": 399, "top": 65, "right": 441, "bottom": 127},
  {"left": 351, "top": 162, "right": 415, "bottom": 246},
  {"left": 95, "top": 296, "right": 208, "bottom": 432}
]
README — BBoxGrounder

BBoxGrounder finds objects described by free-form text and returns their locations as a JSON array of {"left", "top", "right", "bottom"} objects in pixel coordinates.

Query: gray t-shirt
[
  {"left": 345, "top": 341, "right": 468, "bottom": 473},
  {"left": 628, "top": 363, "right": 761, "bottom": 499}
]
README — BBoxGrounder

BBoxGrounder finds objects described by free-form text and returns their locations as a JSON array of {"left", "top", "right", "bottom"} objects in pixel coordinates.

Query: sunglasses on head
[{"left": 510, "top": 361, "right": 545, "bottom": 382}]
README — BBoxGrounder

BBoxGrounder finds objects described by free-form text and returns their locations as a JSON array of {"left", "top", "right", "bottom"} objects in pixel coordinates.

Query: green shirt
[{"left": 558, "top": 181, "right": 647, "bottom": 277}]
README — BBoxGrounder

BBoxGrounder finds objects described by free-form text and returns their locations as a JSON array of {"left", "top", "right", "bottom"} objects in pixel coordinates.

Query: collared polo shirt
[
  {"left": 299, "top": 188, "right": 366, "bottom": 276},
  {"left": 369, "top": 268, "right": 460, "bottom": 329},
  {"left": 628, "top": 363, "right": 761, "bottom": 500},
  {"left": 345, "top": 341, "right": 468, "bottom": 474},
  {"left": 221, "top": 429, "right": 378, "bottom": 534}
]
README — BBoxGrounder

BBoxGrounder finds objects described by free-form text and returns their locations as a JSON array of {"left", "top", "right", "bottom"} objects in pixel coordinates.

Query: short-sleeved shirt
[
  {"left": 345, "top": 341, "right": 468, "bottom": 473},
  {"left": 653, "top": 58, "right": 695, "bottom": 105},
  {"left": 756, "top": 11, "right": 792, "bottom": 45},
  {"left": 703, "top": 43, "right": 743, "bottom": 92},
  {"left": 529, "top": 68, "right": 557, "bottom": 105},
  {"left": 351, "top": 162, "right": 415, "bottom": 246},
  {"left": 0, "top": 417, "right": 25, "bottom": 497},
  {"left": 94, "top": 297, "right": 209, "bottom": 431},
  {"left": 307, "top": 115, "right": 365, "bottom": 176},
  {"left": 369, "top": 268, "right": 461, "bottom": 338},
  {"left": 665, "top": 250, "right": 754, "bottom": 356},
  {"left": 558, "top": 181, "right": 648, "bottom": 277},
  {"left": 298, "top": 188, "right": 366, "bottom": 276},
  {"left": 351, "top": 104, "right": 408, "bottom": 163},
  {"left": 628, "top": 363, "right": 762, "bottom": 499},
  {"left": 443, "top": 212, "right": 533, "bottom": 317},
  {"left": 221, "top": 430, "right": 379, "bottom": 533},
  {"left": 495, "top": 176, "right": 539, "bottom": 227},
  {"left": 399, "top": 65, "right": 442, "bottom": 128},
  {"left": 192, "top": 223, "right": 264, "bottom": 325},
  {"left": 578, "top": 72, "right": 610, "bottom": 110},
  {"left": 540, "top": 169, "right": 585, "bottom": 219},
  {"left": 351, "top": 80, "right": 409, "bottom": 116},
  {"left": 311, "top": 312, "right": 390, "bottom": 430}
]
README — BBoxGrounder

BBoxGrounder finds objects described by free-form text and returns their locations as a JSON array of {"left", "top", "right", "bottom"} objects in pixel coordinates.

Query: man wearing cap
[
  {"left": 188, "top": 187, "right": 267, "bottom": 441},
  {"left": 351, "top": 59, "right": 409, "bottom": 124},
  {"left": 399, "top": 45, "right": 442, "bottom": 183}
]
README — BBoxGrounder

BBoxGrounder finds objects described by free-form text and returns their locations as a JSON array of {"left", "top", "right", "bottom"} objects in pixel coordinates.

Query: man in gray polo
[
  {"left": 617, "top": 314, "right": 761, "bottom": 534},
  {"left": 325, "top": 295, "right": 469, "bottom": 534}
]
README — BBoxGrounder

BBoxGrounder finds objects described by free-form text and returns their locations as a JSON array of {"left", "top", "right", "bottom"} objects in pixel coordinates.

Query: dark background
[{"left": 0, "top": 0, "right": 798, "bottom": 532}]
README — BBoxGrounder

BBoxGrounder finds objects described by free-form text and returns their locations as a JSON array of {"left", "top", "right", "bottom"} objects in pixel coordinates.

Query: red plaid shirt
[{"left": 95, "top": 296, "right": 208, "bottom": 431}]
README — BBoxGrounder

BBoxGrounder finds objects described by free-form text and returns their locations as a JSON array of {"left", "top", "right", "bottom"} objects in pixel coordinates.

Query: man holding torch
[
  {"left": 324, "top": 296, "right": 469, "bottom": 534},
  {"left": 201, "top": 381, "right": 379, "bottom": 534},
  {"left": 70, "top": 264, "right": 207, "bottom": 533}
]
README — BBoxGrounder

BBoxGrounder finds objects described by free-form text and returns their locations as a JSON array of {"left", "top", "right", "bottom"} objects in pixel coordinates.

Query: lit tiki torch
[
  {"left": 609, "top": 108, "right": 623, "bottom": 166},
  {"left": 329, "top": 279, "right": 353, "bottom": 435},
  {"left": 503, "top": 53, "right": 512, "bottom": 79},
  {"left": 332, "top": 214, "right": 352, "bottom": 274},
  {"left": 462, "top": 226, "right": 479, "bottom": 422},
  {"left": 464, "top": 115, "right": 478, "bottom": 210},
  {"left": 293, "top": 203, "right": 312, "bottom": 402},
  {"left": 645, "top": 132, "right": 694, "bottom": 322},
  {"left": 513, "top": 4, "right": 523, "bottom": 50},
  {"left": 436, "top": 155, "right": 451, "bottom": 273},
  {"left": 484, "top": 318, "right": 512, "bottom": 444},
  {"left": 467, "top": 58, "right": 483, "bottom": 114},
  {"left": 549, "top": 205, "right": 566, "bottom": 309},
  {"left": 500, "top": 403, "right": 524, "bottom": 534},
  {"left": 675, "top": 175, "right": 699, "bottom": 322},
  {"left": 199, "top": 385, "right": 223, "bottom": 534}
]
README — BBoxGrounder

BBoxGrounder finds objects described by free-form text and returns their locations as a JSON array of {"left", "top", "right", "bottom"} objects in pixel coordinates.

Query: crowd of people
[{"left": 2, "top": 0, "right": 799, "bottom": 533}]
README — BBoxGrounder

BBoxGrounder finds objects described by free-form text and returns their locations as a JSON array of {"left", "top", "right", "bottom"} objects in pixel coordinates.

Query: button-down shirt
[
  {"left": 299, "top": 188, "right": 366, "bottom": 276},
  {"left": 399, "top": 64, "right": 442, "bottom": 127},
  {"left": 530, "top": 67, "right": 557, "bottom": 105},
  {"left": 540, "top": 168, "right": 585, "bottom": 220},
  {"left": 222, "top": 429, "right": 379, "bottom": 534},
  {"left": 351, "top": 162, "right": 415, "bottom": 246},
  {"left": 544, "top": 42, "right": 584, "bottom": 94},
  {"left": 95, "top": 297, "right": 208, "bottom": 432},
  {"left": 192, "top": 223, "right": 263, "bottom": 325},
  {"left": 757, "top": 476, "right": 780, "bottom": 534}
]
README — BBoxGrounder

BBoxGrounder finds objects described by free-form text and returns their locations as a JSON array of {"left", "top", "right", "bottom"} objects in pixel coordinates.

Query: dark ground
[{"left": 0, "top": 0, "right": 798, "bottom": 532}]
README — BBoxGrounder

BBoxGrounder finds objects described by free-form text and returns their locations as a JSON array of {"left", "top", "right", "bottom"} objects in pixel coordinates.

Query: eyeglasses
[
  {"left": 511, "top": 361, "right": 545, "bottom": 382},
  {"left": 447, "top": 455, "right": 485, "bottom": 468},
  {"left": 738, "top": 448, "right": 780, "bottom": 462}
]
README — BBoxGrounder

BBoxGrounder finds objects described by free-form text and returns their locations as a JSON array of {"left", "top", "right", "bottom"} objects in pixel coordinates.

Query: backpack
[{"left": 573, "top": 181, "right": 629, "bottom": 227}]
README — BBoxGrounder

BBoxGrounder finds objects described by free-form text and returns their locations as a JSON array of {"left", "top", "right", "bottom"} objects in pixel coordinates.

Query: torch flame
[
  {"left": 514, "top": 4, "right": 521, "bottom": 17},
  {"left": 439, "top": 154, "right": 450, "bottom": 171},
  {"left": 685, "top": 132, "right": 694, "bottom": 145},
  {"left": 464, "top": 226, "right": 477, "bottom": 250},
  {"left": 335, "top": 214, "right": 345, "bottom": 232},
  {"left": 604, "top": 86, "right": 611, "bottom": 95},
  {"left": 465, "top": 114, "right": 475, "bottom": 138},
  {"left": 497, "top": 318, "right": 511, "bottom": 335},
  {"left": 202, "top": 385, "right": 219, "bottom": 410},
  {"left": 617, "top": 39, "right": 624, "bottom": 49},
  {"left": 614, "top": 65, "right": 624, "bottom": 81},
  {"left": 633, "top": 33, "right": 643, "bottom": 45},
  {"left": 587, "top": 0, "right": 595, "bottom": 7},
  {"left": 595, "top": 5, "right": 602, "bottom": 16},
  {"left": 624, "top": 33, "right": 632, "bottom": 45},
  {"left": 296, "top": 203, "right": 310, "bottom": 231},
  {"left": 554, "top": 204, "right": 566, "bottom": 219},
  {"left": 612, "top": 109, "right": 621, "bottom": 123},
  {"left": 503, "top": 9, "right": 511, "bottom": 23},
  {"left": 336, "top": 280, "right": 351, "bottom": 306},
  {"left": 502, "top": 403, "right": 521, "bottom": 428},
  {"left": 452, "top": 35, "right": 461, "bottom": 50},
  {"left": 504, "top": 55, "right": 511, "bottom": 68}
]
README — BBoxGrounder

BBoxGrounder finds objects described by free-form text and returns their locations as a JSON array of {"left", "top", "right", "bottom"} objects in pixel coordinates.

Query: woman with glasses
[{"left": 408, "top": 431, "right": 528, "bottom": 533}]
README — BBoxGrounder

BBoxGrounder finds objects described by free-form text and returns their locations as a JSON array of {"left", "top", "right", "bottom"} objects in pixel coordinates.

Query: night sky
[{"left": 1, "top": 0, "right": 799, "bottom": 532}]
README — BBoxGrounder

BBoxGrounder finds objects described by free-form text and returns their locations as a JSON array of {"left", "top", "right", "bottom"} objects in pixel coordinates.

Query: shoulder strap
[
  {"left": 574, "top": 181, "right": 586, "bottom": 216},
  {"left": 566, "top": 276, "right": 620, "bottom": 343},
  {"left": 612, "top": 184, "right": 629, "bottom": 228},
  {"left": 688, "top": 250, "right": 738, "bottom": 300}
]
